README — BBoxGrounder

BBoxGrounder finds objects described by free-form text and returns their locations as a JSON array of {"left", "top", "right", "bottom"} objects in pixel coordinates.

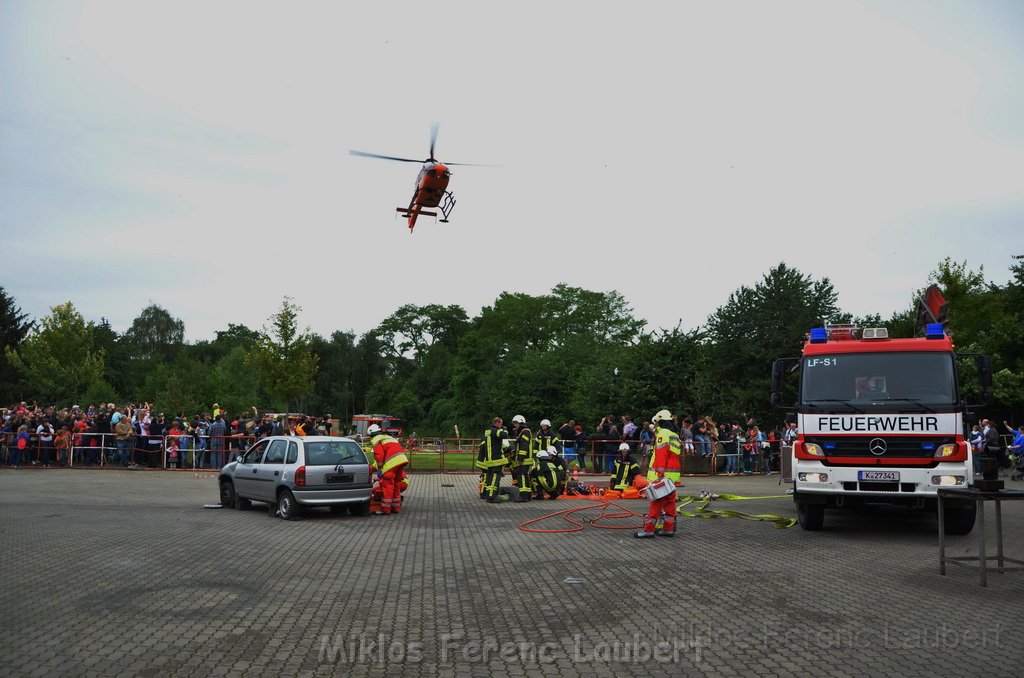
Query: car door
[
  {"left": 253, "top": 439, "right": 288, "bottom": 502},
  {"left": 234, "top": 440, "right": 269, "bottom": 499}
]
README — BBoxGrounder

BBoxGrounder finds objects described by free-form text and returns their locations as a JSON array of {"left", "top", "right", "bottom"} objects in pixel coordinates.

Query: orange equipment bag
[
  {"left": 604, "top": 490, "right": 622, "bottom": 500},
  {"left": 621, "top": 487, "right": 640, "bottom": 499},
  {"left": 633, "top": 475, "right": 648, "bottom": 489}
]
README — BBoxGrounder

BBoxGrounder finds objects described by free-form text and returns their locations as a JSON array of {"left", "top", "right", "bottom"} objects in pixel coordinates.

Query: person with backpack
[{"left": 12, "top": 424, "right": 31, "bottom": 468}]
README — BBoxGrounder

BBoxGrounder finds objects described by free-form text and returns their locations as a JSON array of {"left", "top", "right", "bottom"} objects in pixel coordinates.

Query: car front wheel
[
  {"left": 278, "top": 489, "right": 301, "bottom": 520},
  {"left": 219, "top": 480, "right": 236, "bottom": 509}
]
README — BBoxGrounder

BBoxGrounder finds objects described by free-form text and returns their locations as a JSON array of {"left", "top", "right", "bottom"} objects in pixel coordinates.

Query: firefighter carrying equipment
[{"left": 646, "top": 424, "right": 681, "bottom": 483}]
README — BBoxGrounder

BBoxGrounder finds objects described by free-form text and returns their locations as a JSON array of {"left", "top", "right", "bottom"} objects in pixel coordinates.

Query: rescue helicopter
[{"left": 349, "top": 124, "right": 485, "bottom": 233}]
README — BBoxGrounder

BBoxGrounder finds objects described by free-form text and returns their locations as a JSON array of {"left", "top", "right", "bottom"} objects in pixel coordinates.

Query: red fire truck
[
  {"left": 771, "top": 289, "right": 992, "bottom": 534},
  {"left": 351, "top": 414, "right": 404, "bottom": 439}
]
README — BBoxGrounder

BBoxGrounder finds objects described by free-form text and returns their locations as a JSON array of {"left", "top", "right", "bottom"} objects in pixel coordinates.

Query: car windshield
[{"left": 304, "top": 440, "right": 367, "bottom": 466}]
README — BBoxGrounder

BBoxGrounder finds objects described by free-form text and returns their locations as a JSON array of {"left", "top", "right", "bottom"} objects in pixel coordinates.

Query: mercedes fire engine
[{"left": 771, "top": 291, "right": 992, "bottom": 534}]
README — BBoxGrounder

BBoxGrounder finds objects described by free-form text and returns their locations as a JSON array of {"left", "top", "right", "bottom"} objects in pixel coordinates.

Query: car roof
[{"left": 263, "top": 435, "right": 357, "bottom": 443}]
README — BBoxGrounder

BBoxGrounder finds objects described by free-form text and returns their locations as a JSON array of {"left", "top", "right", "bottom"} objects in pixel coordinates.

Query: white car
[{"left": 218, "top": 436, "right": 372, "bottom": 519}]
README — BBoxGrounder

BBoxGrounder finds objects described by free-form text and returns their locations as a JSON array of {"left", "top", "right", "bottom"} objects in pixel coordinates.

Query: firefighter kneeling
[
  {"left": 368, "top": 424, "right": 410, "bottom": 515},
  {"left": 532, "top": 446, "right": 567, "bottom": 499},
  {"left": 636, "top": 409, "right": 681, "bottom": 539}
]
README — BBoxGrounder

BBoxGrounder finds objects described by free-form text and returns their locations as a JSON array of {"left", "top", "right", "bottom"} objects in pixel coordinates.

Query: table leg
[
  {"left": 996, "top": 499, "right": 1004, "bottom": 569},
  {"left": 979, "top": 498, "right": 987, "bottom": 587}
]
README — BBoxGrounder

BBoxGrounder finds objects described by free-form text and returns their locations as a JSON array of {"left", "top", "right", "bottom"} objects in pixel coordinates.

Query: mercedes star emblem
[{"left": 868, "top": 438, "right": 887, "bottom": 456}]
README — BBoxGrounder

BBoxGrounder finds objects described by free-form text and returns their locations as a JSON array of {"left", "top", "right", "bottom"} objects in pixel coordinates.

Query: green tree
[
  {"left": 5, "top": 301, "right": 105, "bottom": 404},
  {"left": 123, "top": 304, "right": 185, "bottom": 361},
  {"left": 705, "top": 263, "right": 839, "bottom": 423},
  {"left": 308, "top": 331, "right": 359, "bottom": 421},
  {"left": 244, "top": 297, "right": 318, "bottom": 411},
  {"left": 0, "top": 287, "right": 33, "bottom": 401}
]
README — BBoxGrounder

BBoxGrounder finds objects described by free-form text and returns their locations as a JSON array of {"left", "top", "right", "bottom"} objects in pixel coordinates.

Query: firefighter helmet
[
  {"left": 540, "top": 418, "right": 551, "bottom": 428},
  {"left": 536, "top": 448, "right": 549, "bottom": 459},
  {"left": 547, "top": 446, "right": 559, "bottom": 456},
  {"left": 618, "top": 442, "right": 630, "bottom": 452},
  {"left": 512, "top": 414, "right": 526, "bottom": 425},
  {"left": 367, "top": 424, "right": 382, "bottom": 436},
  {"left": 653, "top": 409, "right": 673, "bottom": 423}
]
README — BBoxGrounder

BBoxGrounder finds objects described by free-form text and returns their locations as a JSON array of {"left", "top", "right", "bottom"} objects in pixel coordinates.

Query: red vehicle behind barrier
[{"left": 351, "top": 414, "right": 404, "bottom": 439}]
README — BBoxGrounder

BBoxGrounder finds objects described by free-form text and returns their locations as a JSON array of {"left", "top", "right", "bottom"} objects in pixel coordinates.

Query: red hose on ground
[{"left": 517, "top": 495, "right": 645, "bottom": 533}]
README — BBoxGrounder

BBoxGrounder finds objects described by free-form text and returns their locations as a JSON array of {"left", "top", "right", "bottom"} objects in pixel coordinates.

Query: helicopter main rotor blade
[
  {"left": 429, "top": 122, "right": 439, "bottom": 162},
  {"left": 349, "top": 150, "right": 423, "bottom": 163}
]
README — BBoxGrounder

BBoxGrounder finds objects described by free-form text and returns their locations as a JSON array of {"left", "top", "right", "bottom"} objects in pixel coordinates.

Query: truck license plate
[
  {"left": 325, "top": 474, "right": 353, "bottom": 484},
  {"left": 858, "top": 471, "right": 899, "bottom": 481}
]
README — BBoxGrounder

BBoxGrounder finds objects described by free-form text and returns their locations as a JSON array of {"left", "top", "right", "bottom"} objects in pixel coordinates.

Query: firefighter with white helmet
[
  {"left": 368, "top": 424, "right": 409, "bottom": 515},
  {"left": 509, "top": 415, "right": 534, "bottom": 502},
  {"left": 532, "top": 418, "right": 560, "bottom": 498},
  {"left": 532, "top": 445, "right": 568, "bottom": 499},
  {"left": 610, "top": 442, "right": 640, "bottom": 491},
  {"left": 636, "top": 409, "right": 682, "bottom": 538}
]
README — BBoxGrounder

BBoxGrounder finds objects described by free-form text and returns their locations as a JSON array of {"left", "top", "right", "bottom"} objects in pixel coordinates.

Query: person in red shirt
[{"left": 368, "top": 424, "right": 410, "bottom": 515}]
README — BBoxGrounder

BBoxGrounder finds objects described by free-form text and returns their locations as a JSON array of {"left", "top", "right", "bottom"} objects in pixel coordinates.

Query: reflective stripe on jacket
[
  {"left": 371, "top": 434, "right": 409, "bottom": 474},
  {"left": 478, "top": 427, "right": 509, "bottom": 469},
  {"left": 647, "top": 426, "right": 681, "bottom": 482}
]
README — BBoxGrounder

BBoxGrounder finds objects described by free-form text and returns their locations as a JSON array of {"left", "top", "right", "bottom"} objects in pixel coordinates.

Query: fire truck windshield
[{"left": 801, "top": 351, "right": 957, "bottom": 410}]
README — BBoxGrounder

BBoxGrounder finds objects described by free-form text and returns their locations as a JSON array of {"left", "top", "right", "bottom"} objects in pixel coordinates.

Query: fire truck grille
[{"left": 807, "top": 436, "right": 955, "bottom": 458}]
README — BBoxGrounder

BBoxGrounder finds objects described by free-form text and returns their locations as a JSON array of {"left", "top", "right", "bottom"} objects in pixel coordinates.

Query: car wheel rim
[
  {"left": 220, "top": 483, "right": 233, "bottom": 506},
  {"left": 280, "top": 495, "right": 293, "bottom": 518}
]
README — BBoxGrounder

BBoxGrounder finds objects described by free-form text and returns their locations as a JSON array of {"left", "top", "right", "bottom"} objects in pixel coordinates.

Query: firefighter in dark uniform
[
  {"left": 477, "top": 417, "right": 510, "bottom": 503},
  {"left": 610, "top": 442, "right": 641, "bottom": 491},
  {"left": 533, "top": 446, "right": 568, "bottom": 499},
  {"left": 510, "top": 414, "right": 534, "bottom": 502},
  {"left": 532, "top": 418, "right": 561, "bottom": 498}
]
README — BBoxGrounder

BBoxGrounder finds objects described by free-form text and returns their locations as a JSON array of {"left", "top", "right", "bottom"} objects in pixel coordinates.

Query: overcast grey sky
[{"left": 2, "top": 0, "right": 1022, "bottom": 342}]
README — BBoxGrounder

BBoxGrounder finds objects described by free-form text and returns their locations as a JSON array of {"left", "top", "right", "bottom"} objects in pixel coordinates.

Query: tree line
[{"left": 3, "top": 257, "right": 1022, "bottom": 435}]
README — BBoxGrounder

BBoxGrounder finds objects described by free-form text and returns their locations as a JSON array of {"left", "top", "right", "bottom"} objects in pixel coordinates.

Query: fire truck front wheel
[{"left": 797, "top": 501, "right": 825, "bottom": 531}]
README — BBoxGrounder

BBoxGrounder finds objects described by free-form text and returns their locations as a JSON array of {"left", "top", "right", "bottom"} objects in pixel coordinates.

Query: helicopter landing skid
[
  {"left": 438, "top": 192, "right": 456, "bottom": 223},
  {"left": 396, "top": 207, "right": 437, "bottom": 217}
]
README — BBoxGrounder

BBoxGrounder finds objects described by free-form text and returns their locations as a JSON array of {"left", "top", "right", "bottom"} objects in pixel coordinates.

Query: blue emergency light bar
[
  {"left": 925, "top": 323, "right": 945, "bottom": 339},
  {"left": 809, "top": 328, "right": 827, "bottom": 343}
]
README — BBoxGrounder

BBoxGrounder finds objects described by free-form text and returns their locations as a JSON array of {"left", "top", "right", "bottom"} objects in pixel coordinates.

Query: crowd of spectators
[
  {"left": 1, "top": 401, "right": 337, "bottom": 470},
  {"left": 548, "top": 413, "right": 789, "bottom": 475}
]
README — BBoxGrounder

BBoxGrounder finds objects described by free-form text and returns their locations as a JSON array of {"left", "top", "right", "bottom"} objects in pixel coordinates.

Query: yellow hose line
[{"left": 676, "top": 494, "right": 797, "bottom": 529}]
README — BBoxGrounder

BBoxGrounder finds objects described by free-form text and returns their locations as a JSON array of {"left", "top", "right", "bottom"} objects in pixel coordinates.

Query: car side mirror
[{"left": 236, "top": 455, "right": 244, "bottom": 463}]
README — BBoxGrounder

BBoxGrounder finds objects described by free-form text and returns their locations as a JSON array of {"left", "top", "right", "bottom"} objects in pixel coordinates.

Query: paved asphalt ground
[{"left": 2, "top": 468, "right": 1023, "bottom": 677}]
